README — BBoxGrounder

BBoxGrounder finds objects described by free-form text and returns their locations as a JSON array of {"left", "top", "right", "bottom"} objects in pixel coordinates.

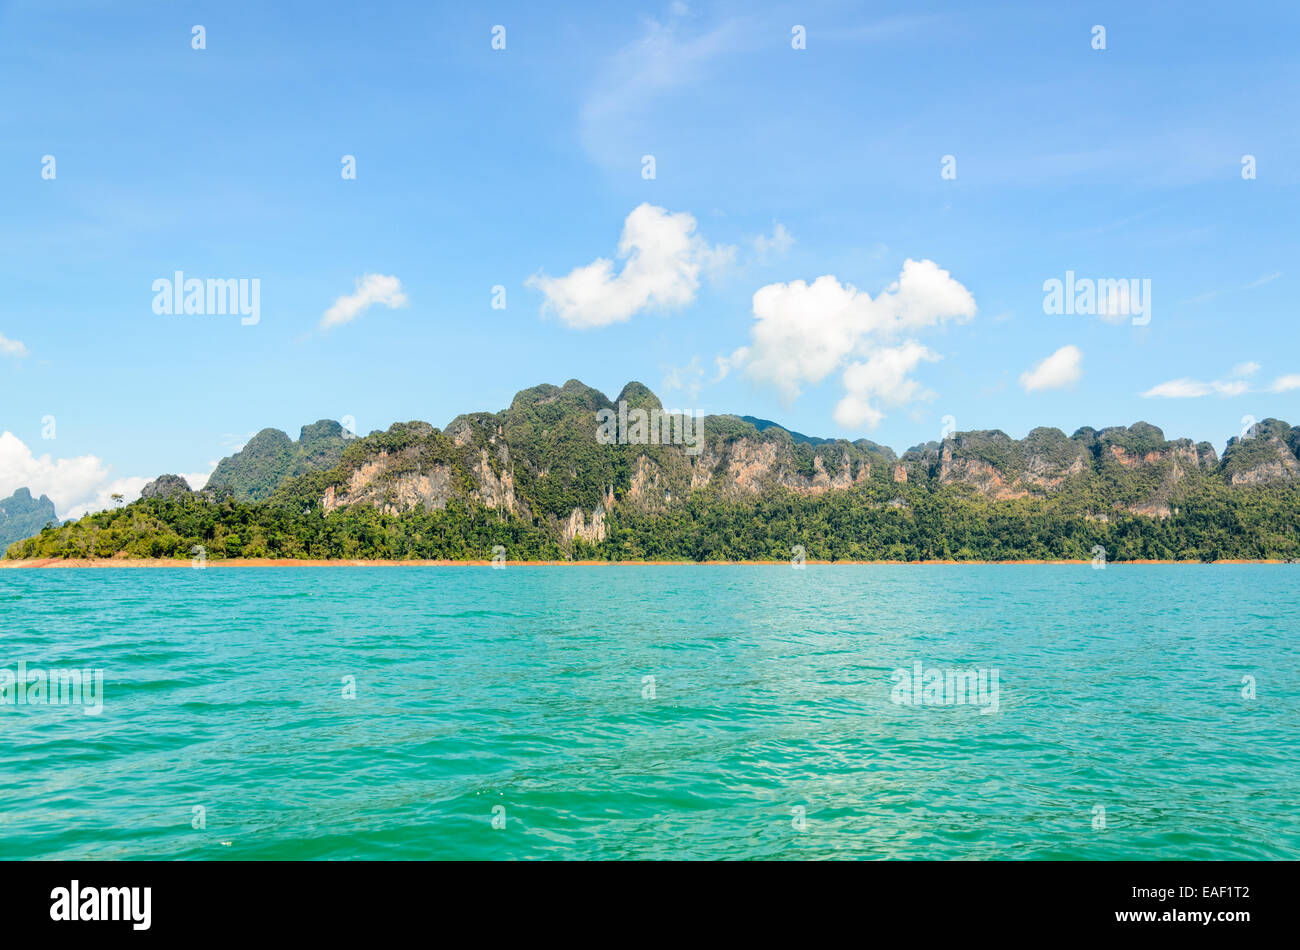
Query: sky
[{"left": 1, "top": 0, "right": 1298, "bottom": 518}]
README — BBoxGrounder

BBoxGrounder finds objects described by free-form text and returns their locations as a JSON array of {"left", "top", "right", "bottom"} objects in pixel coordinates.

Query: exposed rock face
[
  {"left": 1227, "top": 446, "right": 1300, "bottom": 484},
  {"left": 891, "top": 422, "right": 1228, "bottom": 516},
  {"left": 1221, "top": 420, "right": 1300, "bottom": 485},
  {"left": 181, "top": 383, "right": 1298, "bottom": 551},
  {"left": 719, "top": 438, "right": 779, "bottom": 495},
  {"left": 322, "top": 452, "right": 454, "bottom": 514},
  {"left": 1019, "top": 446, "right": 1087, "bottom": 490},
  {"left": 628, "top": 455, "right": 670, "bottom": 511},
  {"left": 681, "top": 433, "right": 881, "bottom": 498},
  {"left": 563, "top": 504, "right": 607, "bottom": 543},
  {"left": 471, "top": 447, "right": 517, "bottom": 511},
  {"left": 936, "top": 432, "right": 1029, "bottom": 499},
  {"left": 288, "top": 383, "right": 899, "bottom": 551},
  {"left": 140, "top": 474, "right": 192, "bottom": 500}
]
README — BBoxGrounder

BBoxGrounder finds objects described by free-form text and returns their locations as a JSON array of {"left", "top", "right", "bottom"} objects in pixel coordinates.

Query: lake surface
[{"left": 1, "top": 565, "right": 1297, "bottom": 860}]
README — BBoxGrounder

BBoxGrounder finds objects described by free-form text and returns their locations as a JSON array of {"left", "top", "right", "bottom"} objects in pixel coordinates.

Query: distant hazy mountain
[
  {"left": 0, "top": 488, "right": 59, "bottom": 555},
  {"left": 739, "top": 415, "right": 838, "bottom": 447}
]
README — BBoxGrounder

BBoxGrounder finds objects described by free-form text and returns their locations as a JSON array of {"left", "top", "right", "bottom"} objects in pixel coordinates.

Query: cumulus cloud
[
  {"left": 834, "top": 342, "right": 940, "bottom": 429},
  {"left": 320, "top": 274, "right": 408, "bottom": 330},
  {"left": 726, "top": 259, "right": 974, "bottom": 428},
  {"left": 74, "top": 476, "right": 151, "bottom": 520},
  {"left": 1020, "top": 345, "right": 1083, "bottom": 392},
  {"left": 182, "top": 464, "right": 216, "bottom": 491},
  {"left": 1141, "top": 361, "right": 1281, "bottom": 398},
  {"left": 0, "top": 332, "right": 29, "bottom": 358},
  {"left": 527, "top": 204, "right": 734, "bottom": 329},
  {"left": 0, "top": 431, "right": 151, "bottom": 520}
]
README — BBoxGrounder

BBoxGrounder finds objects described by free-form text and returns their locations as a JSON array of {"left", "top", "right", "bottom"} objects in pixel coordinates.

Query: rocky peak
[
  {"left": 1221, "top": 418, "right": 1300, "bottom": 485},
  {"left": 141, "top": 474, "right": 193, "bottom": 500}
]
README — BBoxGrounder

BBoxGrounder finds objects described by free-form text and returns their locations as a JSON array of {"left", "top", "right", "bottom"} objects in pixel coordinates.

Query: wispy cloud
[
  {"left": 1141, "top": 361, "right": 1291, "bottom": 398},
  {"left": 661, "top": 355, "right": 706, "bottom": 402},
  {"left": 579, "top": 9, "right": 743, "bottom": 169},
  {"left": 1180, "top": 271, "right": 1282, "bottom": 306},
  {"left": 321, "top": 274, "right": 408, "bottom": 330},
  {"left": 0, "top": 332, "right": 29, "bottom": 358},
  {"left": 1141, "top": 378, "right": 1226, "bottom": 399},
  {"left": 750, "top": 223, "right": 795, "bottom": 264}
]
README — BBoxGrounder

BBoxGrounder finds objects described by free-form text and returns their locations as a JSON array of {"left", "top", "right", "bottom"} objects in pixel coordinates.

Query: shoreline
[{"left": 0, "top": 557, "right": 1291, "bottom": 569}]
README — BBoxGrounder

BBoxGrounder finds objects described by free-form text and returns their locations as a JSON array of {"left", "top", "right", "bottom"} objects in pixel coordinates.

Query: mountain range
[{"left": 7, "top": 380, "right": 1300, "bottom": 562}]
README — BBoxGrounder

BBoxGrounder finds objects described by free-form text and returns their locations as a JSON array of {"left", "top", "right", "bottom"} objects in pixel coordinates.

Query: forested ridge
[{"left": 8, "top": 380, "right": 1300, "bottom": 562}]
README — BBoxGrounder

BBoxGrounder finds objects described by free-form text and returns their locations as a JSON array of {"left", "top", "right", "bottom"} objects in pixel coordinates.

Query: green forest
[
  {"left": 8, "top": 383, "right": 1300, "bottom": 564},
  {"left": 8, "top": 478, "right": 1298, "bottom": 563}
]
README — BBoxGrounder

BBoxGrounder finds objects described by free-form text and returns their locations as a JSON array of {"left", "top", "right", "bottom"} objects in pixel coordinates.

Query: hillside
[
  {"left": 7, "top": 381, "right": 1300, "bottom": 562},
  {"left": 206, "top": 420, "right": 352, "bottom": 501}
]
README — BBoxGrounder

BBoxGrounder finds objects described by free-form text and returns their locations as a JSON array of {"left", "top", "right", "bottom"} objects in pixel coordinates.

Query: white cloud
[
  {"left": 733, "top": 259, "right": 974, "bottom": 398},
  {"left": 0, "top": 333, "right": 29, "bottom": 358},
  {"left": 1020, "top": 345, "right": 1083, "bottom": 392},
  {"left": 751, "top": 223, "right": 794, "bottom": 263},
  {"left": 0, "top": 431, "right": 150, "bottom": 520},
  {"left": 321, "top": 274, "right": 408, "bottom": 330},
  {"left": 527, "top": 204, "right": 734, "bottom": 329},
  {"left": 182, "top": 464, "right": 216, "bottom": 491},
  {"left": 579, "top": 11, "right": 742, "bottom": 169},
  {"left": 1141, "top": 378, "right": 1215, "bottom": 398},
  {"left": 1243, "top": 271, "right": 1283, "bottom": 289},
  {"left": 1141, "top": 362, "right": 1282, "bottom": 398},
  {"left": 726, "top": 258, "right": 974, "bottom": 430},
  {"left": 1269, "top": 374, "right": 1300, "bottom": 393},
  {"left": 76, "top": 476, "right": 151, "bottom": 520},
  {"left": 834, "top": 342, "right": 940, "bottom": 429}
]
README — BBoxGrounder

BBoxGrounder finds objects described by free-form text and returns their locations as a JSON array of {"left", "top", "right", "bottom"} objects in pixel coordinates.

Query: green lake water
[{"left": 1, "top": 565, "right": 1296, "bottom": 859}]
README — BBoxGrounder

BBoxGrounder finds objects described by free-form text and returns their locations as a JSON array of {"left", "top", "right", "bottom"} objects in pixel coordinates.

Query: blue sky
[{"left": 1, "top": 0, "right": 1297, "bottom": 516}]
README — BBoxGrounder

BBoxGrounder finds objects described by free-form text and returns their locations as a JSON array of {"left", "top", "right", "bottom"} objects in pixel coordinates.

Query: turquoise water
[{"left": 0, "top": 565, "right": 1296, "bottom": 860}]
